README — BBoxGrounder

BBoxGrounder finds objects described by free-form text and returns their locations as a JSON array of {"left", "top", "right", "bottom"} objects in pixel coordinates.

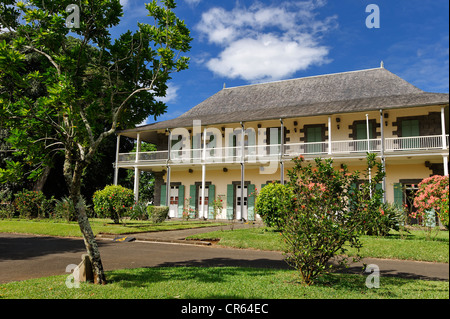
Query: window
[
  {"left": 401, "top": 119, "right": 420, "bottom": 149},
  {"left": 305, "top": 126, "right": 324, "bottom": 154}
]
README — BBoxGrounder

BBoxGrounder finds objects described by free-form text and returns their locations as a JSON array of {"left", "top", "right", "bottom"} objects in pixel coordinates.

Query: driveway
[{"left": 0, "top": 232, "right": 448, "bottom": 284}]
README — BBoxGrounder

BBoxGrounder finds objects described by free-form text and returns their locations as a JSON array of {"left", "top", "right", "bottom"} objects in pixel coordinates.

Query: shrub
[
  {"left": 362, "top": 202, "right": 407, "bottom": 236},
  {"left": 256, "top": 182, "right": 294, "bottom": 229},
  {"left": 13, "top": 189, "right": 52, "bottom": 219},
  {"left": 440, "top": 188, "right": 449, "bottom": 229},
  {"left": 130, "top": 201, "right": 149, "bottom": 220},
  {"left": 211, "top": 195, "right": 224, "bottom": 220},
  {"left": 52, "top": 196, "right": 90, "bottom": 222},
  {"left": 280, "top": 155, "right": 383, "bottom": 286},
  {"left": 0, "top": 190, "right": 15, "bottom": 219},
  {"left": 93, "top": 185, "right": 134, "bottom": 224},
  {"left": 413, "top": 175, "right": 449, "bottom": 229},
  {"left": 147, "top": 206, "right": 169, "bottom": 223}
]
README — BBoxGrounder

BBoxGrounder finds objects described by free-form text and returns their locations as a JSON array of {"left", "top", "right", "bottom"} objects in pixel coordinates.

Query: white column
[
  {"left": 113, "top": 135, "right": 121, "bottom": 185},
  {"left": 444, "top": 156, "right": 449, "bottom": 176},
  {"left": 201, "top": 128, "right": 207, "bottom": 219},
  {"left": 239, "top": 122, "right": 245, "bottom": 221},
  {"left": 328, "top": 116, "right": 332, "bottom": 155},
  {"left": 133, "top": 167, "right": 140, "bottom": 203},
  {"left": 441, "top": 106, "right": 447, "bottom": 150},
  {"left": 133, "top": 133, "right": 141, "bottom": 202},
  {"left": 366, "top": 114, "right": 372, "bottom": 198},
  {"left": 380, "top": 109, "right": 386, "bottom": 203},
  {"left": 166, "top": 129, "right": 171, "bottom": 207}
]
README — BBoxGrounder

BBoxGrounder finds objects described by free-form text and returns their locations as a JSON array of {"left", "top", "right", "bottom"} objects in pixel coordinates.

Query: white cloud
[
  {"left": 196, "top": 0, "right": 337, "bottom": 82},
  {"left": 120, "top": 0, "right": 129, "bottom": 8},
  {"left": 155, "top": 84, "right": 179, "bottom": 104}
]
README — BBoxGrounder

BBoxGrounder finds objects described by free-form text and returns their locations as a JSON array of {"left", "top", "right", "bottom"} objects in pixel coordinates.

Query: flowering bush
[
  {"left": 211, "top": 195, "right": 224, "bottom": 220},
  {"left": 413, "top": 175, "right": 449, "bottom": 229},
  {"left": 182, "top": 197, "right": 195, "bottom": 220},
  {"left": 281, "top": 155, "right": 369, "bottom": 286},
  {"left": 92, "top": 185, "right": 134, "bottom": 224},
  {"left": 13, "top": 189, "right": 52, "bottom": 219}
]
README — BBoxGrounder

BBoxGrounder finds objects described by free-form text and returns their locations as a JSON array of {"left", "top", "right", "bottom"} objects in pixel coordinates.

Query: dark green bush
[{"left": 255, "top": 183, "right": 294, "bottom": 229}]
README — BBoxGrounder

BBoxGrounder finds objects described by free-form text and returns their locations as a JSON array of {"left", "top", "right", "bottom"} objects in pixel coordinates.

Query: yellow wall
[{"left": 164, "top": 158, "right": 438, "bottom": 219}]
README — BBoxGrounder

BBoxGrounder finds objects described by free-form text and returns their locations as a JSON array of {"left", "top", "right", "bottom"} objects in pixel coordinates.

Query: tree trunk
[
  {"left": 64, "top": 154, "right": 107, "bottom": 284},
  {"left": 32, "top": 165, "right": 51, "bottom": 192}
]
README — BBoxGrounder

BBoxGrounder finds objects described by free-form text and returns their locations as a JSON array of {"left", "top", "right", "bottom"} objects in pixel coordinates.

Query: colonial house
[{"left": 114, "top": 66, "right": 449, "bottom": 221}]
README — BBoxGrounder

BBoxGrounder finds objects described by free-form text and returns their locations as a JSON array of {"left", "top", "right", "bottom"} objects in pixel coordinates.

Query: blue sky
[{"left": 115, "top": 0, "right": 449, "bottom": 125}]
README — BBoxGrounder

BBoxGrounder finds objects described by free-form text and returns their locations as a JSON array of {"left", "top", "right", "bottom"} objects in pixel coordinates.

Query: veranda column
[
  {"left": 239, "top": 122, "right": 245, "bottom": 221},
  {"left": 328, "top": 116, "right": 332, "bottom": 155},
  {"left": 201, "top": 127, "right": 207, "bottom": 219},
  {"left": 133, "top": 133, "right": 141, "bottom": 202},
  {"left": 166, "top": 129, "right": 171, "bottom": 207},
  {"left": 366, "top": 114, "right": 372, "bottom": 198},
  {"left": 113, "top": 134, "right": 121, "bottom": 185},
  {"left": 441, "top": 106, "right": 448, "bottom": 176},
  {"left": 380, "top": 109, "right": 387, "bottom": 203},
  {"left": 441, "top": 106, "right": 447, "bottom": 150}
]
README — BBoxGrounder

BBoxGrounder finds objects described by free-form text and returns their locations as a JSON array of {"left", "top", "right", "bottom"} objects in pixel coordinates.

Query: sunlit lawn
[
  {"left": 0, "top": 218, "right": 226, "bottom": 238},
  {"left": 1, "top": 267, "right": 448, "bottom": 299},
  {"left": 188, "top": 227, "right": 449, "bottom": 263}
]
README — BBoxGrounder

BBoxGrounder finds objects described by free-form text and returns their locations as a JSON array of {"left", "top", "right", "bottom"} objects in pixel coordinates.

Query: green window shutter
[
  {"left": 306, "top": 126, "right": 323, "bottom": 153},
  {"left": 208, "top": 185, "right": 215, "bottom": 219},
  {"left": 189, "top": 185, "right": 196, "bottom": 218},
  {"left": 160, "top": 184, "right": 167, "bottom": 207},
  {"left": 401, "top": 120, "right": 420, "bottom": 149},
  {"left": 226, "top": 184, "right": 234, "bottom": 220},
  {"left": 393, "top": 183, "right": 403, "bottom": 206},
  {"left": 402, "top": 120, "right": 419, "bottom": 137},
  {"left": 356, "top": 122, "right": 374, "bottom": 140},
  {"left": 177, "top": 185, "right": 185, "bottom": 218},
  {"left": 247, "top": 184, "right": 256, "bottom": 221}
]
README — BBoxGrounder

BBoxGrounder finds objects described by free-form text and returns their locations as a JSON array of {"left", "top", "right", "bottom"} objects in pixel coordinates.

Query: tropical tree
[{"left": 0, "top": 0, "right": 192, "bottom": 284}]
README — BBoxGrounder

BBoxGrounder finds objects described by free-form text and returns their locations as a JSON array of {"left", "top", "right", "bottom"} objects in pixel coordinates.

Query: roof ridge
[{"left": 222, "top": 67, "right": 386, "bottom": 91}]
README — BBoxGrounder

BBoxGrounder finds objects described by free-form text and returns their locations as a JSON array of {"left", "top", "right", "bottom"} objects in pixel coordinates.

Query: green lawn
[
  {"left": 0, "top": 218, "right": 226, "bottom": 237},
  {"left": 0, "top": 267, "right": 447, "bottom": 299},
  {"left": 188, "top": 227, "right": 450, "bottom": 263}
]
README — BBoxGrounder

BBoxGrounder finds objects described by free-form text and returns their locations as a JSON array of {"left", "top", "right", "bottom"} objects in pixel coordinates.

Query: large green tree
[{"left": 0, "top": 0, "right": 192, "bottom": 284}]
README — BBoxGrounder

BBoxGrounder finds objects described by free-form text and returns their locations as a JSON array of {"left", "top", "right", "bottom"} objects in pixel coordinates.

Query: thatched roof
[{"left": 121, "top": 67, "right": 449, "bottom": 135}]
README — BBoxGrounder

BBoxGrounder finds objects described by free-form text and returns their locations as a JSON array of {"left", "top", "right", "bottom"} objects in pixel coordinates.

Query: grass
[
  {"left": 188, "top": 227, "right": 450, "bottom": 263},
  {"left": 0, "top": 218, "right": 226, "bottom": 238},
  {"left": 0, "top": 267, "right": 448, "bottom": 299}
]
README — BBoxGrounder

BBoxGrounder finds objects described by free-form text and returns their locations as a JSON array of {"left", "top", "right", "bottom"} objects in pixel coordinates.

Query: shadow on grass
[
  {"left": 107, "top": 266, "right": 279, "bottom": 288},
  {"left": 105, "top": 266, "right": 449, "bottom": 299}
]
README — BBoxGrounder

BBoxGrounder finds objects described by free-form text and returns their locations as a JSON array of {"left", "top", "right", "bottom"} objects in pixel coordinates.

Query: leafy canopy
[{"left": 0, "top": 0, "right": 192, "bottom": 180}]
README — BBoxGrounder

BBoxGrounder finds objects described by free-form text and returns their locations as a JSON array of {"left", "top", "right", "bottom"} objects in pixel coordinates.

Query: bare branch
[{"left": 23, "top": 46, "right": 61, "bottom": 76}]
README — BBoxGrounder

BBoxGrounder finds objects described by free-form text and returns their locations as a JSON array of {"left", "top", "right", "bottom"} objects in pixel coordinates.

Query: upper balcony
[{"left": 117, "top": 134, "right": 449, "bottom": 168}]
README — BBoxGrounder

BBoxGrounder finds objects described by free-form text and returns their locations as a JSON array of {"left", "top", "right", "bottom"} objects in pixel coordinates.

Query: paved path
[{"left": 0, "top": 225, "right": 448, "bottom": 284}]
